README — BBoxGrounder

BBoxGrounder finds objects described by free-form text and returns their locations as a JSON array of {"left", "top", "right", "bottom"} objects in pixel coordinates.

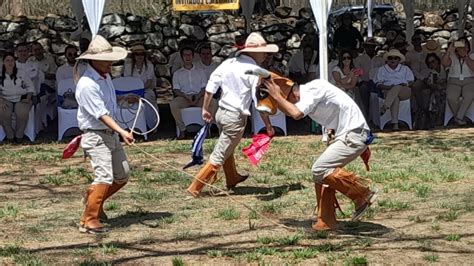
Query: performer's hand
[
  {"left": 202, "top": 109, "right": 213, "bottom": 123},
  {"left": 262, "top": 79, "right": 282, "bottom": 99},
  {"left": 120, "top": 130, "right": 135, "bottom": 145}
]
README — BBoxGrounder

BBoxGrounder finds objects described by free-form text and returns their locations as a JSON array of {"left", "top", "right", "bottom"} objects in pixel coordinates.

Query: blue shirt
[{"left": 76, "top": 64, "right": 117, "bottom": 130}]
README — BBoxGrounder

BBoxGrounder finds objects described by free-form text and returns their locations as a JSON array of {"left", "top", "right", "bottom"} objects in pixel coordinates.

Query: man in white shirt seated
[
  {"left": 56, "top": 45, "right": 87, "bottom": 82},
  {"left": 262, "top": 76, "right": 377, "bottom": 232},
  {"left": 29, "top": 42, "right": 57, "bottom": 91},
  {"left": 374, "top": 49, "right": 414, "bottom": 130},
  {"left": 15, "top": 43, "right": 43, "bottom": 98},
  {"left": 289, "top": 45, "right": 317, "bottom": 84},
  {"left": 171, "top": 47, "right": 218, "bottom": 139},
  {"left": 354, "top": 39, "right": 385, "bottom": 120},
  {"left": 196, "top": 43, "right": 219, "bottom": 81},
  {"left": 405, "top": 34, "right": 431, "bottom": 129}
]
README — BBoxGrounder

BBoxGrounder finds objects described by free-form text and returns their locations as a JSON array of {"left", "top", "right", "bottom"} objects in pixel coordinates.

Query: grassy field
[{"left": 0, "top": 127, "right": 473, "bottom": 265}]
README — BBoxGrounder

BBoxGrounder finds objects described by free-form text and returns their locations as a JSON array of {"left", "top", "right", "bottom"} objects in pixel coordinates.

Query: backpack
[{"left": 62, "top": 89, "right": 78, "bottom": 109}]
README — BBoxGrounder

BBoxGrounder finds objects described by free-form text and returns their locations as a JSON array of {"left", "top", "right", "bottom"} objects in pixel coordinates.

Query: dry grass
[{"left": 0, "top": 127, "right": 473, "bottom": 264}]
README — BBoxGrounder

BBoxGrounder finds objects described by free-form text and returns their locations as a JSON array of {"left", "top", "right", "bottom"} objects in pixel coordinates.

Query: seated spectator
[
  {"left": 406, "top": 34, "right": 431, "bottom": 129},
  {"left": 374, "top": 49, "right": 414, "bottom": 130},
  {"left": 170, "top": 47, "right": 217, "bottom": 139},
  {"left": 29, "top": 42, "right": 57, "bottom": 91},
  {"left": 354, "top": 38, "right": 385, "bottom": 119},
  {"left": 331, "top": 50, "right": 361, "bottom": 100},
  {"left": 122, "top": 44, "right": 159, "bottom": 128},
  {"left": 425, "top": 53, "right": 447, "bottom": 127},
  {"left": 15, "top": 43, "right": 43, "bottom": 95},
  {"left": 79, "top": 33, "right": 91, "bottom": 55},
  {"left": 196, "top": 43, "right": 219, "bottom": 81},
  {"left": 0, "top": 53, "right": 35, "bottom": 143},
  {"left": 333, "top": 12, "right": 363, "bottom": 52},
  {"left": 441, "top": 37, "right": 474, "bottom": 126},
  {"left": 288, "top": 45, "right": 317, "bottom": 83},
  {"left": 56, "top": 45, "right": 86, "bottom": 82},
  {"left": 169, "top": 39, "right": 201, "bottom": 75}
]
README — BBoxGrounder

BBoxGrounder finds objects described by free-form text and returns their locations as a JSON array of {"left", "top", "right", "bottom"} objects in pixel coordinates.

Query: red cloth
[
  {"left": 360, "top": 147, "right": 371, "bottom": 171},
  {"left": 242, "top": 134, "right": 272, "bottom": 166},
  {"left": 61, "top": 135, "right": 82, "bottom": 160}
]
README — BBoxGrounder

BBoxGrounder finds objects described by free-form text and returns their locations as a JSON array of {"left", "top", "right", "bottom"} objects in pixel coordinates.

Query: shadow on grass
[
  {"left": 230, "top": 183, "right": 305, "bottom": 200},
  {"left": 106, "top": 211, "right": 173, "bottom": 228},
  {"left": 279, "top": 218, "right": 392, "bottom": 237}
]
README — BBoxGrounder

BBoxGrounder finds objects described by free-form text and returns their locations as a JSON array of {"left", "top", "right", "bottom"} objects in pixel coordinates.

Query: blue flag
[{"left": 183, "top": 124, "right": 211, "bottom": 170}]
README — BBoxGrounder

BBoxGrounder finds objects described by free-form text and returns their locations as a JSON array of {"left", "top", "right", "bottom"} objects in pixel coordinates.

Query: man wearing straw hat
[
  {"left": 75, "top": 35, "right": 134, "bottom": 234},
  {"left": 186, "top": 32, "right": 277, "bottom": 197}
]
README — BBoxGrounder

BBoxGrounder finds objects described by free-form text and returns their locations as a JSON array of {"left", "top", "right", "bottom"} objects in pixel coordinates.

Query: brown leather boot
[
  {"left": 187, "top": 162, "right": 219, "bottom": 197},
  {"left": 79, "top": 184, "right": 110, "bottom": 234},
  {"left": 313, "top": 184, "right": 339, "bottom": 231},
  {"left": 99, "top": 182, "right": 127, "bottom": 221},
  {"left": 323, "top": 168, "right": 377, "bottom": 221},
  {"left": 223, "top": 155, "right": 249, "bottom": 189}
]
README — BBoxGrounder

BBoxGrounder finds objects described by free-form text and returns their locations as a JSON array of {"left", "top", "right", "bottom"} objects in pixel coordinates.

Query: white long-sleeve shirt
[
  {"left": 205, "top": 54, "right": 259, "bottom": 116},
  {"left": 122, "top": 60, "right": 156, "bottom": 89},
  {"left": 172, "top": 65, "right": 207, "bottom": 95},
  {"left": 76, "top": 64, "right": 117, "bottom": 131},
  {"left": 0, "top": 69, "right": 35, "bottom": 102},
  {"left": 295, "top": 79, "right": 369, "bottom": 140}
]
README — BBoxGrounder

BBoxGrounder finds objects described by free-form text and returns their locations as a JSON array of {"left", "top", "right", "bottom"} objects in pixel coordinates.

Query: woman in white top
[
  {"left": 441, "top": 37, "right": 474, "bottom": 126},
  {"left": 122, "top": 44, "right": 159, "bottom": 128},
  {"left": 0, "top": 53, "right": 35, "bottom": 143},
  {"left": 332, "top": 49, "right": 360, "bottom": 99}
]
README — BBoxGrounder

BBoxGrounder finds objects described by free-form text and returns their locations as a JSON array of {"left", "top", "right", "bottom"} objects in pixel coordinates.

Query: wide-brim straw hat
[
  {"left": 383, "top": 49, "right": 405, "bottom": 62},
  {"left": 130, "top": 44, "right": 146, "bottom": 53},
  {"left": 77, "top": 35, "right": 127, "bottom": 61},
  {"left": 236, "top": 32, "right": 279, "bottom": 56},
  {"left": 423, "top": 40, "right": 441, "bottom": 54}
]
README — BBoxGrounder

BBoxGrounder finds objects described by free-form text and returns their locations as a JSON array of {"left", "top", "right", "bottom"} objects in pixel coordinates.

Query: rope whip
[{"left": 124, "top": 98, "right": 300, "bottom": 232}]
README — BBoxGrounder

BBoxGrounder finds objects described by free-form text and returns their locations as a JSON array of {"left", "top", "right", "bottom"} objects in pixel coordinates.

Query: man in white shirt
[
  {"left": 354, "top": 39, "right": 385, "bottom": 120},
  {"left": 374, "top": 49, "right": 414, "bottom": 130},
  {"left": 29, "top": 42, "right": 57, "bottom": 89},
  {"left": 75, "top": 35, "right": 134, "bottom": 234},
  {"left": 405, "top": 34, "right": 432, "bottom": 128},
  {"left": 56, "top": 45, "right": 87, "bottom": 82},
  {"left": 187, "top": 32, "right": 276, "bottom": 197},
  {"left": 196, "top": 44, "right": 219, "bottom": 81},
  {"left": 171, "top": 47, "right": 218, "bottom": 139},
  {"left": 15, "top": 43, "right": 43, "bottom": 95},
  {"left": 262, "top": 76, "right": 377, "bottom": 232}
]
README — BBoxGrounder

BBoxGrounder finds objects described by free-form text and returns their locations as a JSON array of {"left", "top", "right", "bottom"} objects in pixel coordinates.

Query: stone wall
[{"left": 0, "top": 5, "right": 470, "bottom": 103}]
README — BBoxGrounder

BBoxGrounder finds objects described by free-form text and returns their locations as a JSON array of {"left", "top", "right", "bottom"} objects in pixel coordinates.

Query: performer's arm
[
  {"left": 202, "top": 91, "right": 214, "bottom": 123},
  {"left": 99, "top": 115, "right": 135, "bottom": 145},
  {"left": 259, "top": 113, "right": 274, "bottom": 137},
  {"left": 262, "top": 79, "right": 304, "bottom": 120}
]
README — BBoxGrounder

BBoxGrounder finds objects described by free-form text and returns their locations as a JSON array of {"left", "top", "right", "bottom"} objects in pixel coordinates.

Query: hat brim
[
  {"left": 383, "top": 53, "right": 405, "bottom": 62},
  {"left": 77, "top": 46, "right": 128, "bottom": 61},
  {"left": 236, "top": 44, "right": 279, "bottom": 55},
  {"left": 422, "top": 45, "right": 440, "bottom": 54}
]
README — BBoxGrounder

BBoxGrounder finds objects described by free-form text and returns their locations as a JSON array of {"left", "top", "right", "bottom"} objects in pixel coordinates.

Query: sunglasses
[
  {"left": 343, "top": 56, "right": 352, "bottom": 60},
  {"left": 66, "top": 53, "right": 76, "bottom": 57},
  {"left": 387, "top": 56, "right": 400, "bottom": 60},
  {"left": 134, "top": 53, "right": 145, "bottom": 56}
]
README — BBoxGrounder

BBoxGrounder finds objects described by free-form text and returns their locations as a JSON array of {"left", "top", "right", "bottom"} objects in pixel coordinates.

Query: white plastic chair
[
  {"left": 444, "top": 97, "right": 474, "bottom": 126},
  {"left": 0, "top": 106, "right": 36, "bottom": 142},
  {"left": 251, "top": 104, "right": 287, "bottom": 135},
  {"left": 370, "top": 92, "right": 413, "bottom": 130},
  {"left": 57, "top": 78, "right": 79, "bottom": 141},
  {"left": 176, "top": 107, "right": 205, "bottom": 137},
  {"left": 113, "top": 77, "right": 148, "bottom": 140}
]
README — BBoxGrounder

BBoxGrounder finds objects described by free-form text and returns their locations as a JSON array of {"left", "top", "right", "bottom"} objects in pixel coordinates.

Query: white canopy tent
[{"left": 310, "top": 0, "right": 333, "bottom": 81}]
